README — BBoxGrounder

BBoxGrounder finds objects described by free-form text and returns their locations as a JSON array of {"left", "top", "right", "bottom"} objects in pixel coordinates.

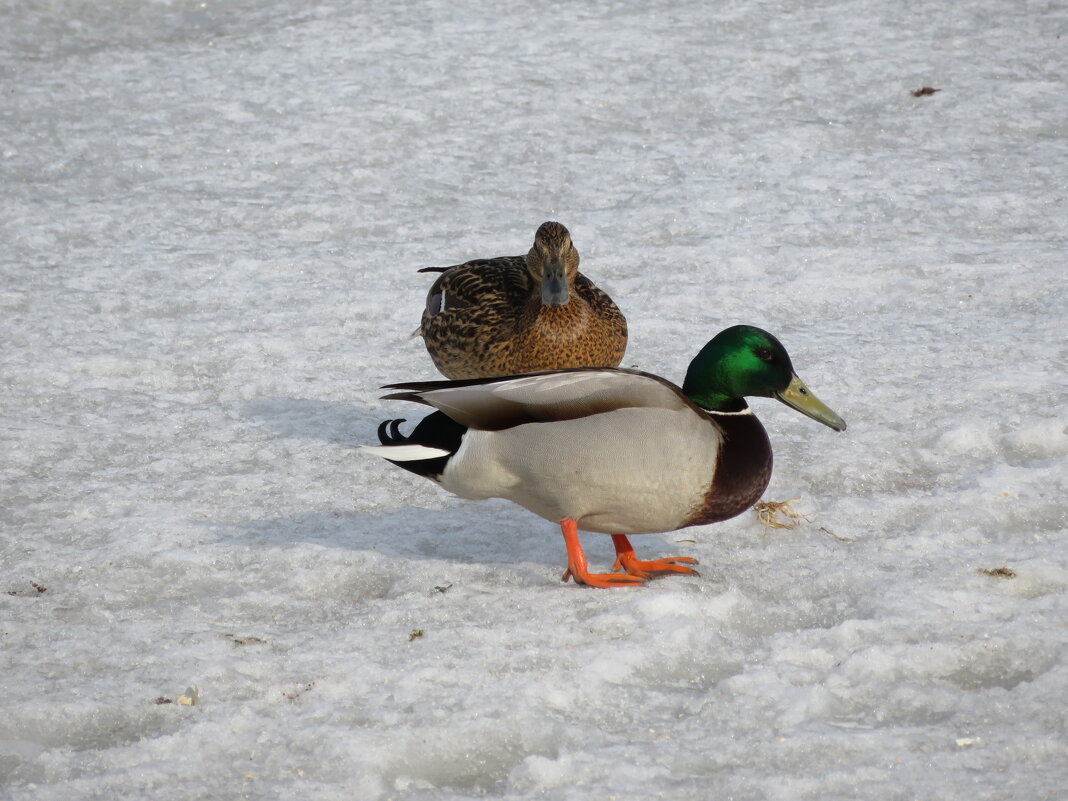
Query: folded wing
[{"left": 383, "top": 368, "right": 695, "bottom": 430}]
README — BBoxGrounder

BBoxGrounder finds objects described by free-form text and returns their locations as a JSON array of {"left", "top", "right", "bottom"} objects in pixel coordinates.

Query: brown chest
[{"left": 682, "top": 413, "right": 773, "bottom": 527}]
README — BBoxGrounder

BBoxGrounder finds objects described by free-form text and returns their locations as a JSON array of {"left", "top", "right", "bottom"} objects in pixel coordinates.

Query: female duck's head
[{"left": 527, "top": 221, "right": 579, "bottom": 307}]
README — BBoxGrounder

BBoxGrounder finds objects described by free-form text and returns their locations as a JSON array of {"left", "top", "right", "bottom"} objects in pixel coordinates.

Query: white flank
[{"left": 361, "top": 444, "right": 450, "bottom": 460}]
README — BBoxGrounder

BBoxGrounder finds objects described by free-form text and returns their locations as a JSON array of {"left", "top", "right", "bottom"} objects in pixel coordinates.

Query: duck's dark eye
[{"left": 755, "top": 347, "right": 774, "bottom": 361}]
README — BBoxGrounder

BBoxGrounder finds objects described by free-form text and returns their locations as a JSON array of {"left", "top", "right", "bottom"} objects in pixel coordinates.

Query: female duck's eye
[{"left": 755, "top": 347, "right": 773, "bottom": 361}]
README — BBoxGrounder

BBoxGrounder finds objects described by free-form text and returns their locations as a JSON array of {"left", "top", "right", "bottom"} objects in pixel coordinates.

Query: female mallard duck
[
  {"left": 365, "top": 325, "right": 846, "bottom": 587},
  {"left": 417, "top": 221, "right": 628, "bottom": 379}
]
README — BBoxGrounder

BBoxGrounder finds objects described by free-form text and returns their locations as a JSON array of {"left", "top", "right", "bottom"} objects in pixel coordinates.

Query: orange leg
[
  {"left": 610, "top": 534, "right": 699, "bottom": 579},
  {"left": 559, "top": 518, "right": 646, "bottom": 587}
]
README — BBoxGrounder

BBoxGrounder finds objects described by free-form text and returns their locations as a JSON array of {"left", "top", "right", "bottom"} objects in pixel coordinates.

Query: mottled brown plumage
[{"left": 418, "top": 221, "right": 628, "bottom": 379}]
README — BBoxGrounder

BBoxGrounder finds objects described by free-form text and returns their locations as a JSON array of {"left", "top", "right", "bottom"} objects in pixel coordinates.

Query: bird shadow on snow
[
  {"left": 238, "top": 395, "right": 598, "bottom": 575},
  {"left": 229, "top": 504, "right": 577, "bottom": 570}
]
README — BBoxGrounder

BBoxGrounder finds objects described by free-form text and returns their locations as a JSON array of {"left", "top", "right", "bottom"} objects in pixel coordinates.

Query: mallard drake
[
  {"left": 417, "top": 221, "right": 627, "bottom": 379},
  {"left": 365, "top": 325, "right": 846, "bottom": 588}
]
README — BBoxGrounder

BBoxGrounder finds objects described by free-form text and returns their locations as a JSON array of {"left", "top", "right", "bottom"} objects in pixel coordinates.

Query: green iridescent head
[{"left": 682, "top": 325, "right": 846, "bottom": 431}]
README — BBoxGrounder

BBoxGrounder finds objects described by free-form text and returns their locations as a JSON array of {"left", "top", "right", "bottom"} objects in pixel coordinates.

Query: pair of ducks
[{"left": 365, "top": 222, "right": 846, "bottom": 587}]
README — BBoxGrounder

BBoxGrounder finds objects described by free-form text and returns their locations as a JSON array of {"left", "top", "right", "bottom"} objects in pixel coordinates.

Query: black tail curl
[
  {"left": 375, "top": 411, "right": 468, "bottom": 480},
  {"left": 377, "top": 418, "right": 408, "bottom": 445}
]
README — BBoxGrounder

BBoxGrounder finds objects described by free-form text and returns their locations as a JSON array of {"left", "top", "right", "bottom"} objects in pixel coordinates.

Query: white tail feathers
[{"left": 361, "top": 444, "right": 450, "bottom": 461}]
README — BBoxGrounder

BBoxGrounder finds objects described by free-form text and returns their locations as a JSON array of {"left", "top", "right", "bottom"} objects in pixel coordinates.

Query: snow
[{"left": 2, "top": 0, "right": 1067, "bottom": 798}]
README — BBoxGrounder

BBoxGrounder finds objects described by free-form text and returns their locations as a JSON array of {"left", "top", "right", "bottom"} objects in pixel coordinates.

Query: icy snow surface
[{"left": 2, "top": 0, "right": 1067, "bottom": 798}]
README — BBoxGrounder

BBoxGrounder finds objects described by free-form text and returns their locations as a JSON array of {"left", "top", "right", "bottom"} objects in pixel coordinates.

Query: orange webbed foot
[
  {"left": 610, "top": 534, "right": 700, "bottom": 579},
  {"left": 559, "top": 519, "right": 646, "bottom": 588}
]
